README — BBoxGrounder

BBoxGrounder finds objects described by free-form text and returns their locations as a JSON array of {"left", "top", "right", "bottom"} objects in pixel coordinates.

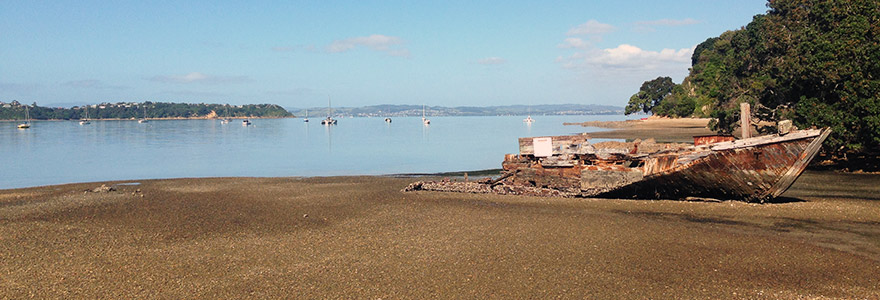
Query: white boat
[
  {"left": 79, "top": 106, "right": 91, "bottom": 125},
  {"left": 242, "top": 119, "right": 252, "bottom": 126},
  {"left": 220, "top": 106, "right": 231, "bottom": 124},
  {"left": 17, "top": 106, "right": 30, "bottom": 129},
  {"left": 422, "top": 105, "right": 430, "bottom": 125},
  {"left": 523, "top": 106, "right": 534, "bottom": 123},
  {"left": 322, "top": 96, "right": 337, "bottom": 125},
  {"left": 385, "top": 117, "right": 392, "bottom": 123},
  {"left": 303, "top": 109, "right": 309, "bottom": 123},
  {"left": 138, "top": 105, "right": 149, "bottom": 123}
]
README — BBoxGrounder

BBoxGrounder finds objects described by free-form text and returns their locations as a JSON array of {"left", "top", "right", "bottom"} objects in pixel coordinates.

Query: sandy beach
[{"left": 2, "top": 118, "right": 879, "bottom": 298}]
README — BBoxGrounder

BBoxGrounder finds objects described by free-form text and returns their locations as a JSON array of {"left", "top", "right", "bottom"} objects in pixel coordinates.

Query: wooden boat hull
[
  {"left": 595, "top": 129, "right": 830, "bottom": 201},
  {"left": 500, "top": 128, "right": 830, "bottom": 202}
]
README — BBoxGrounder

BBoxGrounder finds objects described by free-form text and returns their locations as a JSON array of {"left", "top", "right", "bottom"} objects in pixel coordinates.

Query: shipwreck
[{"left": 406, "top": 115, "right": 831, "bottom": 203}]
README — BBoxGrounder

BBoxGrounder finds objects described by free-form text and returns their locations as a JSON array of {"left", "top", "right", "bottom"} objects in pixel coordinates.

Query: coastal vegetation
[
  {"left": 626, "top": 0, "right": 880, "bottom": 156},
  {"left": 0, "top": 101, "right": 293, "bottom": 120}
]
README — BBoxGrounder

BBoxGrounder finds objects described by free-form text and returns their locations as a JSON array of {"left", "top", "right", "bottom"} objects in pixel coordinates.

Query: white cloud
[
  {"left": 326, "top": 34, "right": 410, "bottom": 57},
  {"left": 477, "top": 57, "right": 507, "bottom": 65},
  {"left": 559, "top": 44, "right": 693, "bottom": 70},
  {"left": 566, "top": 20, "right": 615, "bottom": 36},
  {"left": 558, "top": 38, "right": 590, "bottom": 49},
  {"left": 148, "top": 72, "right": 251, "bottom": 85}
]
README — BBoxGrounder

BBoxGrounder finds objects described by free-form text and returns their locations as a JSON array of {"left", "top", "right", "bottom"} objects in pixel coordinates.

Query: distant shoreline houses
[{"left": 0, "top": 101, "right": 292, "bottom": 121}]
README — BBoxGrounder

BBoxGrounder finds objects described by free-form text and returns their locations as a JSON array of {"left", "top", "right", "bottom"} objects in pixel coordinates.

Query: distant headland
[{"left": 0, "top": 101, "right": 292, "bottom": 121}]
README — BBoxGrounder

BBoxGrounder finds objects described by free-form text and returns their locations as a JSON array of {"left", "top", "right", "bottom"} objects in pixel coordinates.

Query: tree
[
  {"left": 625, "top": 76, "right": 676, "bottom": 115},
  {"left": 665, "top": 0, "right": 880, "bottom": 155}
]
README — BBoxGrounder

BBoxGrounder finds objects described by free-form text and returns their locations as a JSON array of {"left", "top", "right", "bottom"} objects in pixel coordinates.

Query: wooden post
[{"left": 740, "top": 103, "right": 751, "bottom": 139}]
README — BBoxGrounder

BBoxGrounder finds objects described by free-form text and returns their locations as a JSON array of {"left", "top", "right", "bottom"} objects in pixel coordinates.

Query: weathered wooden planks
[{"left": 519, "top": 135, "right": 588, "bottom": 156}]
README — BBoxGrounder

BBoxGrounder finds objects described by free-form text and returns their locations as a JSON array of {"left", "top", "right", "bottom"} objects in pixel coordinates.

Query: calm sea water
[{"left": 0, "top": 115, "right": 629, "bottom": 189}]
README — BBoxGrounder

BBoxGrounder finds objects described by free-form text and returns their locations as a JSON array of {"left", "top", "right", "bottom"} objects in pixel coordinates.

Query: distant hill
[
  {"left": 289, "top": 104, "right": 623, "bottom": 118},
  {"left": 0, "top": 101, "right": 292, "bottom": 120}
]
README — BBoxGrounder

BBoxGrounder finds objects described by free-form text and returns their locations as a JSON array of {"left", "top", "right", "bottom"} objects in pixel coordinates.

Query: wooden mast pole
[{"left": 741, "top": 102, "right": 751, "bottom": 139}]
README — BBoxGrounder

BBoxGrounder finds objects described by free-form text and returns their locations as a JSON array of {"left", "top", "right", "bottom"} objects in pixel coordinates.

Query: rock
[{"left": 90, "top": 184, "right": 116, "bottom": 193}]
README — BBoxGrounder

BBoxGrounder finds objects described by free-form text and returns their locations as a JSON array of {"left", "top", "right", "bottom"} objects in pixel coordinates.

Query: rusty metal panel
[{"left": 693, "top": 135, "right": 734, "bottom": 146}]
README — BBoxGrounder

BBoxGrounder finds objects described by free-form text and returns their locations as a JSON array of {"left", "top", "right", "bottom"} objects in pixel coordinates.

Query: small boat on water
[
  {"left": 17, "top": 106, "right": 30, "bottom": 129},
  {"left": 79, "top": 106, "right": 91, "bottom": 125},
  {"left": 322, "top": 96, "right": 337, "bottom": 125},
  {"left": 407, "top": 121, "right": 831, "bottom": 203},
  {"left": 524, "top": 106, "right": 534, "bottom": 123},
  {"left": 303, "top": 110, "right": 309, "bottom": 123},
  {"left": 421, "top": 105, "right": 430, "bottom": 125},
  {"left": 220, "top": 106, "right": 231, "bottom": 124},
  {"left": 321, "top": 117, "right": 337, "bottom": 125},
  {"left": 242, "top": 119, "right": 252, "bottom": 126},
  {"left": 138, "top": 105, "right": 149, "bottom": 123},
  {"left": 385, "top": 117, "right": 392, "bottom": 123}
]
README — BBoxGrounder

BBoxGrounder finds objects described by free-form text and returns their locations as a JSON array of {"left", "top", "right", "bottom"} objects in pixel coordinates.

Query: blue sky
[{"left": 1, "top": 1, "right": 769, "bottom": 108}]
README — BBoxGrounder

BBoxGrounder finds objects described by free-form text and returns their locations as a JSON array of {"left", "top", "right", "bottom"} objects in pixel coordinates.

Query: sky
[{"left": 1, "top": 1, "right": 770, "bottom": 109}]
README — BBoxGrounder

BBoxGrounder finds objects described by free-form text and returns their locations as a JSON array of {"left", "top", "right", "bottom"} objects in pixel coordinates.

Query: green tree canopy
[
  {"left": 643, "top": 0, "right": 880, "bottom": 154},
  {"left": 625, "top": 76, "right": 676, "bottom": 115}
]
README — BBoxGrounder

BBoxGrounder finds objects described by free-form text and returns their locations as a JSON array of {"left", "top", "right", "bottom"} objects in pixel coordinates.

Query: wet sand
[
  {"left": 1, "top": 172, "right": 878, "bottom": 298},
  {"left": 2, "top": 118, "right": 879, "bottom": 298}
]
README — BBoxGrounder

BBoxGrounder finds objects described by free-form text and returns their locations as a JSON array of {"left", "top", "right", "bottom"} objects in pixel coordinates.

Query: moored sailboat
[
  {"left": 138, "top": 105, "right": 149, "bottom": 123},
  {"left": 421, "top": 105, "right": 430, "bottom": 125},
  {"left": 321, "top": 96, "right": 337, "bottom": 125},
  {"left": 220, "top": 106, "right": 231, "bottom": 124},
  {"left": 523, "top": 106, "right": 534, "bottom": 123},
  {"left": 17, "top": 106, "right": 30, "bottom": 129},
  {"left": 79, "top": 106, "right": 91, "bottom": 125}
]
